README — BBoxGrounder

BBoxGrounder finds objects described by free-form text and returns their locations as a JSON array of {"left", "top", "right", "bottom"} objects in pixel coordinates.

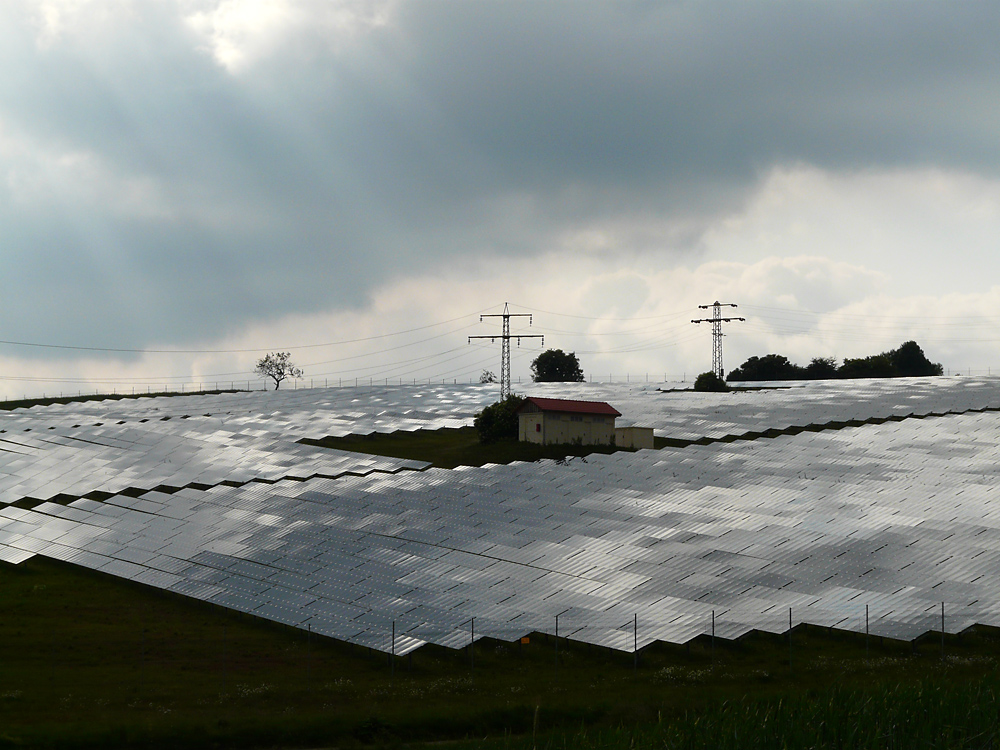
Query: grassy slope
[
  {"left": 301, "top": 426, "right": 652, "bottom": 470},
  {"left": 0, "top": 389, "right": 246, "bottom": 412},
  {"left": 5, "top": 392, "right": 999, "bottom": 746},
  {"left": 2, "top": 557, "right": 999, "bottom": 748}
]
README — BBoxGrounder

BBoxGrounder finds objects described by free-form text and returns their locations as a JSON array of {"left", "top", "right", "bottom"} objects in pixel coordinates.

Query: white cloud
[
  {"left": 6, "top": 246, "right": 989, "bottom": 400},
  {"left": 0, "top": 119, "right": 171, "bottom": 219},
  {"left": 16, "top": 0, "right": 390, "bottom": 67},
  {"left": 182, "top": 0, "right": 391, "bottom": 71},
  {"left": 21, "top": 0, "right": 131, "bottom": 48},
  {"left": 0, "top": 117, "right": 282, "bottom": 234},
  {"left": 701, "top": 165, "right": 1000, "bottom": 297},
  {"left": 3, "top": 4, "right": 1000, "bottom": 395}
]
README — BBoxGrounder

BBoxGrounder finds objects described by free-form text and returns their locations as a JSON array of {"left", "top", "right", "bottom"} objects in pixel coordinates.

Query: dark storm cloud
[
  {"left": 1, "top": 1, "right": 998, "bottom": 353},
  {"left": 397, "top": 2, "right": 1000, "bottom": 179}
]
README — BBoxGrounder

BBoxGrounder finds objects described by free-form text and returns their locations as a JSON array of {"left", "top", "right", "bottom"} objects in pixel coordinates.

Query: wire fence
[
  {"left": 6, "top": 367, "right": 1000, "bottom": 405},
  {"left": 1, "top": 374, "right": 687, "bottom": 403},
  {"left": 294, "top": 598, "right": 985, "bottom": 665}
]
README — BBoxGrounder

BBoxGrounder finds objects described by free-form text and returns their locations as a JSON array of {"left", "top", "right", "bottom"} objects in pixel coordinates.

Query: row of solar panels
[
  {"left": 2, "top": 398, "right": 1000, "bottom": 652},
  {"left": 2, "top": 377, "right": 998, "bottom": 507}
]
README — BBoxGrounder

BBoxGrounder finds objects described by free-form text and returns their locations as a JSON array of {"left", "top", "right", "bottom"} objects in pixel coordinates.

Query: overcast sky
[{"left": 2, "top": 0, "right": 999, "bottom": 397}]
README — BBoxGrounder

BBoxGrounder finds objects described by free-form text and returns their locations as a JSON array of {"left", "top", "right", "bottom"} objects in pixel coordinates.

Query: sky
[{"left": 1, "top": 0, "right": 999, "bottom": 398}]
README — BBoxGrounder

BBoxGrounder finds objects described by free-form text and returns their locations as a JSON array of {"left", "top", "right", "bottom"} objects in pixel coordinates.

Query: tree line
[{"left": 726, "top": 340, "right": 943, "bottom": 382}]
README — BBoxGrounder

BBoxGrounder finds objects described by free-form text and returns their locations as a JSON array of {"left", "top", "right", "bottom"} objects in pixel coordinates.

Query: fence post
[
  {"left": 555, "top": 614, "right": 559, "bottom": 668},
  {"left": 788, "top": 607, "right": 793, "bottom": 671}
]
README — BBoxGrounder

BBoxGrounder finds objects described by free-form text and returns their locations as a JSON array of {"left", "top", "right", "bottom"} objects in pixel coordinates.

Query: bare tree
[{"left": 254, "top": 352, "right": 303, "bottom": 390}]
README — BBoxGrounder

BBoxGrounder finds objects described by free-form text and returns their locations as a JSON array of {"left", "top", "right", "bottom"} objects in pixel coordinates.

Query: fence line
[
  {"left": 317, "top": 598, "right": 976, "bottom": 662},
  {"left": 7, "top": 368, "right": 1000, "bottom": 404}
]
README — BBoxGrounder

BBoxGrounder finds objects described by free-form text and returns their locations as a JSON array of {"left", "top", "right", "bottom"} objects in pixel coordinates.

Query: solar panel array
[
  {"left": 529, "top": 376, "right": 1000, "bottom": 439},
  {"left": 1, "top": 377, "right": 999, "bottom": 654}
]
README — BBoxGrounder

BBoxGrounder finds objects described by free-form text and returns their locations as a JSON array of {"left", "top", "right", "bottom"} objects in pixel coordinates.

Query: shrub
[
  {"left": 727, "top": 354, "right": 802, "bottom": 382},
  {"left": 473, "top": 395, "right": 526, "bottom": 443},
  {"left": 694, "top": 371, "right": 729, "bottom": 392}
]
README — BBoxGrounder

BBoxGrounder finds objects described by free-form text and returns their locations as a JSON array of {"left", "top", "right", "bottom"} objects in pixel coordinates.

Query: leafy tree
[
  {"left": 838, "top": 353, "right": 895, "bottom": 379},
  {"left": 254, "top": 352, "right": 303, "bottom": 390},
  {"left": 479, "top": 370, "right": 497, "bottom": 384},
  {"left": 727, "top": 354, "right": 803, "bottom": 382},
  {"left": 474, "top": 395, "right": 525, "bottom": 443},
  {"left": 531, "top": 349, "right": 585, "bottom": 382},
  {"left": 694, "top": 371, "right": 729, "bottom": 392},
  {"left": 804, "top": 357, "right": 839, "bottom": 380},
  {"left": 841, "top": 342, "right": 942, "bottom": 379},
  {"left": 723, "top": 341, "right": 943, "bottom": 383},
  {"left": 890, "top": 340, "right": 943, "bottom": 377}
]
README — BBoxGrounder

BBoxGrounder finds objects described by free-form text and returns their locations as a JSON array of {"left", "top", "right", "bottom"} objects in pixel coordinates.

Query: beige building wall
[
  {"left": 519, "top": 412, "right": 544, "bottom": 444},
  {"left": 615, "top": 426, "right": 655, "bottom": 450},
  {"left": 519, "top": 412, "right": 615, "bottom": 446}
]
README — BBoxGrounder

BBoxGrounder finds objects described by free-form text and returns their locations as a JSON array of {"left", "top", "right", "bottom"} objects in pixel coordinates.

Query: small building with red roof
[{"left": 516, "top": 397, "right": 622, "bottom": 446}]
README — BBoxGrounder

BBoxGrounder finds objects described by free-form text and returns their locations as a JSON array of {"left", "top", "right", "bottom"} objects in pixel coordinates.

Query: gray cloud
[{"left": 1, "top": 1, "right": 998, "bottom": 354}]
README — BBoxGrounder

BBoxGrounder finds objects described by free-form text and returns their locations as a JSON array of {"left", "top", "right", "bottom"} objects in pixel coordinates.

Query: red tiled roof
[{"left": 516, "top": 397, "right": 622, "bottom": 417}]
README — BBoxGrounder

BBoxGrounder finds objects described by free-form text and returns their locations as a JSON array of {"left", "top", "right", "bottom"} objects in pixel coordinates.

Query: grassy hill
[{"left": 2, "top": 556, "right": 998, "bottom": 748}]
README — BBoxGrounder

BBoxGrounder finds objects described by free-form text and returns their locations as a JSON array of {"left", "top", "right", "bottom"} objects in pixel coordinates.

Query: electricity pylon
[
  {"left": 469, "top": 303, "right": 543, "bottom": 398},
  {"left": 691, "top": 301, "right": 744, "bottom": 379}
]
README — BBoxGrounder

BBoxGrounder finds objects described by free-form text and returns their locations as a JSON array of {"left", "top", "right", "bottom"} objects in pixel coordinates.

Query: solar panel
[{"left": 4, "top": 378, "right": 1000, "bottom": 652}]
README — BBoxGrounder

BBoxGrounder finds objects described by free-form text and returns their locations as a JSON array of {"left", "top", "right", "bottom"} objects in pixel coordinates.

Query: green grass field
[
  {"left": 4, "top": 392, "right": 1000, "bottom": 747},
  {"left": 301, "top": 426, "right": 653, "bottom": 469},
  {"left": 0, "top": 389, "right": 246, "bottom": 412},
  {"left": 299, "top": 414, "right": 963, "bottom": 471},
  {"left": 2, "top": 556, "right": 999, "bottom": 748}
]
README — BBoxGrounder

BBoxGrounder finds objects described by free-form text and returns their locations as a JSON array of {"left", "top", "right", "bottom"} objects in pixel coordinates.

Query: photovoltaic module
[{"left": 1, "top": 377, "right": 998, "bottom": 655}]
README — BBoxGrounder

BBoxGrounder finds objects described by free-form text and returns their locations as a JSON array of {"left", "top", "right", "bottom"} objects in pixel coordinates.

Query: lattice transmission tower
[
  {"left": 469, "top": 303, "right": 543, "bottom": 398},
  {"left": 691, "top": 301, "right": 744, "bottom": 379}
]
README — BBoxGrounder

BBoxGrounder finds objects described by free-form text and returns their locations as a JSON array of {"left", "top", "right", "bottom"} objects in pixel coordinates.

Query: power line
[
  {"left": 299, "top": 322, "right": 480, "bottom": 368},
  {"left": 742, "top": 304, "right": 1000, "bottom": 323},
  {"left": 532, "top": 319, "right": 687, "bottom": 337},
  {"left": 509, "top": 303, "right": 692, "bottom": 322},
  {"left": 0, "top": 307, "right": 497, "bottom": 355},
  {"left": 575, "top": 329, "right": 705, "bottom": 356},
  {"left": 0, "top": 320, "right": 484, "bottom": 384}
]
